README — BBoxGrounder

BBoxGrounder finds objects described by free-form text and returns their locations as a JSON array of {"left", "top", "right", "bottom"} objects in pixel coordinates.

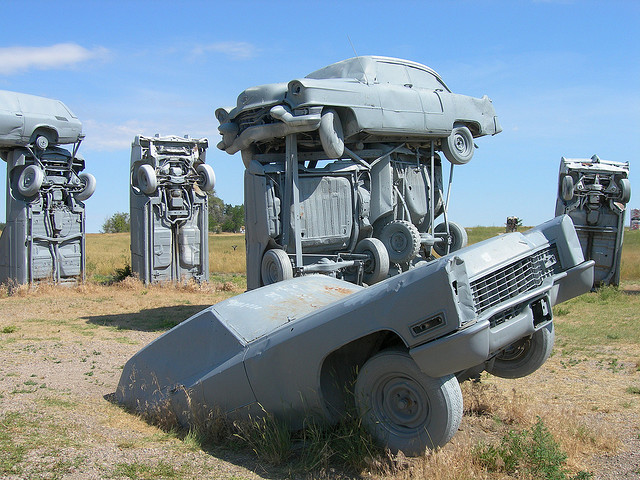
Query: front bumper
[{"left": 410, "top": 259, "right": 593, "bottom": 377}]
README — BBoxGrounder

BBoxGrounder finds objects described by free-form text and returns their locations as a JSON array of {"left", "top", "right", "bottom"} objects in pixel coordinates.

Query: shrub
[{"left": 101, "top": 212, "right": 130, "bottom": 233}]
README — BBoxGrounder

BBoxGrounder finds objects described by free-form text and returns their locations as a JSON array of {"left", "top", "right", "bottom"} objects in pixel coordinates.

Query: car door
[
  {"left": 405, "top": 66, "right": 451, "bottom": 134},
  {"left": 375, "top": 61, "right": 424, "bottom": 133},
  {"left": 0, "top": 91, "right": 24, "bottom": 143}
]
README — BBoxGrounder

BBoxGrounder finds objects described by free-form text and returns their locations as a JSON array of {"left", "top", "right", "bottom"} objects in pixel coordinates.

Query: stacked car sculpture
[
  {"left": 216, "top": 56, "right": 502, "bottom": 289},
  {"left": 0, "top": 90, "right": 95, "bottom": 285}
]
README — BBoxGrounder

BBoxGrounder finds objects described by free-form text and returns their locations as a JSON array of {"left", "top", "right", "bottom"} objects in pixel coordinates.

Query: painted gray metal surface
[
  {"left": 244, "top": 143, "right": 449, "bottom": 289},
  {"left": 555, "top": 155, "right": 630, "bottom": 287},
  {"left": 216, "top": 56, "right": 501, "bottom": 162},
  {"left": 130, "top": 135, "right": 213, "bottom": 284},
  {"left": 0, "top": 144, "right": 93, "bottom": 285},
  {"left": 117, "top": 215, "right": 593, "bottom": 433},
  {"left": 0, "top": 90, "right": 83, "bottom": 147}
]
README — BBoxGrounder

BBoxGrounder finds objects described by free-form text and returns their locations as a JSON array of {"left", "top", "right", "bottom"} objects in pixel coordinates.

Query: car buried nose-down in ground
[{"left": 118, "top": 215, "right": 593, "bottom": 456}]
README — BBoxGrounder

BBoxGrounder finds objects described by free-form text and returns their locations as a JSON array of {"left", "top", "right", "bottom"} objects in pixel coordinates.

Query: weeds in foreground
[{"left": 473, "top": 417, "right": 592, "bottom": 480}]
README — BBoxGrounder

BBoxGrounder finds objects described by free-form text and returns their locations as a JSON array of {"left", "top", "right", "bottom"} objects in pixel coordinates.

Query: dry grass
[
  {"left": 1, "top": 227, "right": 639, "bottom": 478},
  {"left": 84, "top": 232, "right": 246, "bottom": 280}
]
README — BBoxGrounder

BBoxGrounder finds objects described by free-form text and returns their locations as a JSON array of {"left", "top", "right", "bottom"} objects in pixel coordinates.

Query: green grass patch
[
  {"left": 0, "top": 411, "right": 76, "bottom": 475},
  {"left": 554, "top": 289, "right": 640, "bottom": 349},
  {"left": 473, "top": 417, "right": 592, "bottom": 479},
  {"left": 1, "top": 325, "right": 18, "bottom": 334}
]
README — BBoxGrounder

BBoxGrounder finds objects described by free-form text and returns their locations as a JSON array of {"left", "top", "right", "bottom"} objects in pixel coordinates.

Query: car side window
[
  {"left": 375, "top": 62, "right": 411, "bottom": 85},
  {"left": 406, "top": 66, "right": 448, "bottom": 91},
  {"left": 0, "top": 92, "right": 21, "bottom": 111}
]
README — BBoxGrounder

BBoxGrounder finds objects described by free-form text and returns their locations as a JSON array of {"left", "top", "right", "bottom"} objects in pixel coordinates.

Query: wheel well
[
  {"left": 319, "top": 330, "right": 407, "bottom": 421},
  {"left": 30, "top": 127, "right": 58, "bottom": 145},
  {"left": 330, "top": 107, "right": 358, "bottom": 140},
  {"left": 454, "top": 121, "right": 479, "bottom": 137}
]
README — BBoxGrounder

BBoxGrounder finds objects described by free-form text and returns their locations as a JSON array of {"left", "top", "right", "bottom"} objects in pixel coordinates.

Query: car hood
[{"left": 230, "top": 82, "right": 289, "bottom": 118}]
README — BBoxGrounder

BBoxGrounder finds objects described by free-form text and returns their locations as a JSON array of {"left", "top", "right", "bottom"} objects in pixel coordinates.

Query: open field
[{"left": 0, "top": 228, "right": 639, "bottom": 479}]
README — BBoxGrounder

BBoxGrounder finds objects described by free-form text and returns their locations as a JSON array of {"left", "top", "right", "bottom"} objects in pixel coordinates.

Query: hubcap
[
  {"left": 454, "top": 133, "right": 469, "bottom": 154},
  {"left": 390, "top": 232, "right": 408, "bottom": 252},
  {"left": 376, "top": 376, "right": 429, "bottom": 431}
]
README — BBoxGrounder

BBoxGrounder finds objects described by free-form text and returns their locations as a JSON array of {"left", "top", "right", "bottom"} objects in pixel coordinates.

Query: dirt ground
[{"left": 0, "top": 283, "right": 639, "bottom": 479}]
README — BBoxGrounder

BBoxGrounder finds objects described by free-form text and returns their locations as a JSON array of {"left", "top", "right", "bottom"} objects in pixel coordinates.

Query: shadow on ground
[{"left": 84, "top": 304, "right": 211, "bottom": 332}]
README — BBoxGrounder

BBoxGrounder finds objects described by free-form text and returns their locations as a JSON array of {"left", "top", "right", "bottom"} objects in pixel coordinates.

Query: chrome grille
[{"left": 470, "top": 246, "right": 559, "bottom": 316}]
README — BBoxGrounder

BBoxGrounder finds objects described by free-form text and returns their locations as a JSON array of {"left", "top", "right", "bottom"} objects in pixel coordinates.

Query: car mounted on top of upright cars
[{"left": 215, "top": 56, "right": 502, "bottom": 167}]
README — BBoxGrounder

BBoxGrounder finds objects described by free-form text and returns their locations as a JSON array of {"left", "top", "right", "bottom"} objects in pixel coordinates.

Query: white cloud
[
  {"left": 191, "top": 41, "right": 256, "bottom": 60},
  {"left": 0, "top": 43, "right": 109, "bottom": 75}
]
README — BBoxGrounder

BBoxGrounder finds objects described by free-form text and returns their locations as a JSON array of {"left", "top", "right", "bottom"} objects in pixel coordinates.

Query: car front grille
[
  {"left": 235, "top": 107, "right": 272, "bottom": 133},
  {"left": 470, "top": 245, "right": 559, "bottom": 317}
]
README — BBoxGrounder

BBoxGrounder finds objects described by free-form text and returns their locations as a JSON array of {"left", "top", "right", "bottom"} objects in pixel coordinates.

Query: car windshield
[{"left": 306, "top": 57, "right": 375, "bottom": 83}]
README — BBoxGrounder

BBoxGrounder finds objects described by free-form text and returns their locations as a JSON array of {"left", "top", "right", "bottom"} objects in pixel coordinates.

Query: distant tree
[
  {"left": 0, "top": 222, "right": 5, "bottom": 231},
  {"left": 207, "top": 190, "right": 225, "bottom": 233},
  {"left": 221, "top": 204, "right": 245, "bottom": 233},
  {"left": 102, "top": 212, "right": 130, "bottom": 233}
]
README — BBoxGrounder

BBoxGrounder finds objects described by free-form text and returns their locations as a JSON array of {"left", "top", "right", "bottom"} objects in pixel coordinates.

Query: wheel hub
[
  {"left": 390, "top": 232, "right": 408, "bottom": 252},
  {"left": 379, "top": 378, "right": 429, "bottom": 430}
]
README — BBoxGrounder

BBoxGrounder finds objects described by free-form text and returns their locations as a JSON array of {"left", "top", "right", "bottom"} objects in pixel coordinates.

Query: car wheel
[
  {"left": 17, "top": 165, "right": 44, "bottom": 197},
  {"left": 196, "top": 164, "right": 216, "bottom": 192},
  {"left": 354, "top": 238, "right": 389, "bottom": 285},
  {"left": 433, "top": 221, "right": 468, "bottom": 256},
  {"left": 355, "top": 349, "right": 463, "bottom": 455},
  {"left": 319, "top": 109, "right": 344, "bottom": 159},
  {"left": 35, "top": 135, "right": 49, "bottom": 150},
  {"left": 560, "top": 174, "right": 575, "bottom": 202},
  {"left": 75, "top": 172, "right": 96, "bottom": 201},
  {"left": 442, "top": 125, "right": 474, "bottom": 165},
  {"left": 618, "top": 178, "right": 631, "bottom": 203},
  {"left": 137, "top": 164, "right": 158, "bottom": 195},
  {"left": 487, "top": 324, "right": 555, "bottom": 379},
  {"left": 261, "top": 249, "right": 293, "bottom": 285},
  {"left": 380, "top": 220, "right": 421, "bottom": 264}
]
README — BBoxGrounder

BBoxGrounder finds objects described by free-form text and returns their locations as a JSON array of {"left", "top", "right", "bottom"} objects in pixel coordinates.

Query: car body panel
[
  {"left": 0, "top": 90, "right": 82, "bottom": 147},
  {"left": 118, "top": 215, "right": 593, "bottom": 430}
]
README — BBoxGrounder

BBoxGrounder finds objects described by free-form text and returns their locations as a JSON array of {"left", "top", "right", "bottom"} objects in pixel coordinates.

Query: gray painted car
[
  {"left": 0, "top": 90, "right": 83, "bottom": 149},
  {"left": 555, "top": 155, "right": 630, "bottom": 287},
  {"left": 130, "top": 135, "right": 214, "bottom": 284},
  {"left": 117, "top": 215, "right": 593, "bottom": 456},
  {"left": 216, "top": 56, "right": 501, "bottom": 167}
]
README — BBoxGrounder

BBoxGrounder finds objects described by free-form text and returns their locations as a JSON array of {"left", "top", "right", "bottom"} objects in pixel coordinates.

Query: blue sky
[{"left": 1, "top": 0, "right": 638, "bottom": 233}]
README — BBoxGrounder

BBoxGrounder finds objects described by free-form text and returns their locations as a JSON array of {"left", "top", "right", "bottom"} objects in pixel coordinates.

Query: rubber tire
[
  {"left": 75, "top": 172, "right": 96, "bottom": 201},
  {"left": 35, "top": 135, "right": 49, "bottom": 150},
  {"left": 17, "top": 165, "right": 44, "bottom": 197},
  {"left": 354, "top": 237, "right": 389, "bottom": 285},
  {"left": 196, "top": 163, "right": 216, "bottom": 192},
  {"left": 355, "top": 349, "right": 463, "bottom": 455},
  {"left": 433, "top": 221, "right": 468, "bottom": 256},
  {"left": 618, "top": 178, "right": 631, "bottom": 203},
  {"left": 319, "top": 109, "right": 344, "bottom": 159},
  {"left": 561, "top": 174, "right": 575, "bottom": 202},
  {"left": 487, "top": 324, "right": 555, "bottom": 379},
  {"left": 137, "top": 164, "right": 158, "bottom": 195},
  {"left": 442, "top": 125, "right": 474, "bottom": 165},
  {"left": 380, "top": 220, "right": 421, "bottom": 264},
  {"left": 261, "top": 249, "right": 293, "bottom": 285}
]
